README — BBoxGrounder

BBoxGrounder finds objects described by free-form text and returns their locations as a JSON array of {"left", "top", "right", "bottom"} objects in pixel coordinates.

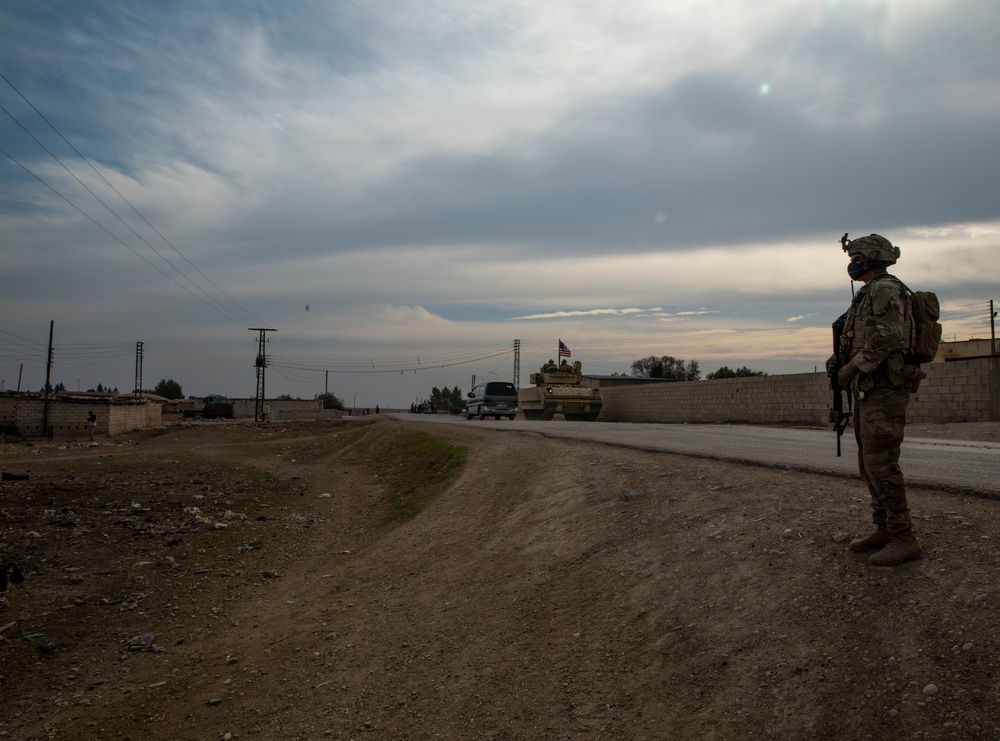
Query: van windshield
[{"left": 485, "top": 382, "right": 516, "bottom": 396}]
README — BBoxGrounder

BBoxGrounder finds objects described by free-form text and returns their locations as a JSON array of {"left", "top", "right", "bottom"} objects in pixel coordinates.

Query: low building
[{"left": 0, "top": 391, "right": 161, "bottom": 438}]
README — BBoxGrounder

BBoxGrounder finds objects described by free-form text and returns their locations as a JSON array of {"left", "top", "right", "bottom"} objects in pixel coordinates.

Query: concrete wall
[
  {"left": 230, "top": 398, "right": 322, "bottom": 420},
  {"left": 598, "top": 357, "right": 999, "bottom": 425},
  {"left": 107, "top": 399, "right": 162, "bottom": 435},
  {"left": 0, "top": 394, "right": 161, "bottom": 438},
  {"left": 915, "top": 357, "right": 1000, "bottom": 423},
  {"left": 936, "top": 338, "right": 996, "bottom": 362}
]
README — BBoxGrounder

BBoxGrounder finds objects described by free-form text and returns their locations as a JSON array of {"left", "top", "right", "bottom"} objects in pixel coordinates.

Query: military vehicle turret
[{"left": 518, "top": 359, "right": 602, "bottom": 421}]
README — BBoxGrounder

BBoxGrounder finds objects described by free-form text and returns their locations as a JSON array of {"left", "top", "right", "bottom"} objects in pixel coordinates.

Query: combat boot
[
  {"left": 849, "top": 528, "right": 891, "bottom": 553},
  {"left": 868, "top": 535, "right": 922, "bottom": 567}
]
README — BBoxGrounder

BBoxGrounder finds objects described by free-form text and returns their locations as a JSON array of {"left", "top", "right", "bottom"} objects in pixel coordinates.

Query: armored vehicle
[
  {"left": 518, "top": 359, "right": 602, "bottom": 421},
  {"left": 183, "top": 394, "right": 234, "bottom": 419}
]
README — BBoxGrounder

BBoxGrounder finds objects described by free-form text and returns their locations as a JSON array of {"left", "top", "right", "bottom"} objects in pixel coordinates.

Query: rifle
[{"left": 828, "top": 312, "right": 852, "bottom": 457}]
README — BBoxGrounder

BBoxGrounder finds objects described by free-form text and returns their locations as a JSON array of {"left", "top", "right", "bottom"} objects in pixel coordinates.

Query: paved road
[{"left": 392, "top": 415, "right": 1000, "bottom": 497}]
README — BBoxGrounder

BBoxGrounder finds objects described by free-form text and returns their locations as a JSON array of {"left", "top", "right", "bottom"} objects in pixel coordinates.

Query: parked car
[{"left": 466, "top": 381, "right": 518, "bottom": 420}]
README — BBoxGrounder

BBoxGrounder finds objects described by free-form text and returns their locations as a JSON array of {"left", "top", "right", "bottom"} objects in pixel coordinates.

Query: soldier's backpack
[{"left": 895, "top": 279, "right": 942, "bottom": 364}]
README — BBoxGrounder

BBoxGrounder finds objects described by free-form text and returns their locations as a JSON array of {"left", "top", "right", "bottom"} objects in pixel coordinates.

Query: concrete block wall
[
  {"left": 0, "top": 397, "right": 100, "bottom": 437},
  {"left": 599, "top": 357, "right": 998, "bottom": 425},
  {"left": 0, "top": 396, "right": 161, "bottom": 438},
  {"left": 599, "top": 373, "right": 830, "bottom": 425},
  {"left": 0, "top": 399, "right": 14, "bottom": 429},
  {"left": 911, "top": 357, "right": 998, "bottom": 423},
  {"left": 231, "top": 398, "right": 322, "bottom": 419},
  {"left": 108, "top": 401, "right": 162, "bottom": 435}
]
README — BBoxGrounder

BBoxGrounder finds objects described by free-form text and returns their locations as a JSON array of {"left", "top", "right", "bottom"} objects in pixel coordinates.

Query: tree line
[{"left": 623, "top": 356, "right": 766, "bottom": 381}]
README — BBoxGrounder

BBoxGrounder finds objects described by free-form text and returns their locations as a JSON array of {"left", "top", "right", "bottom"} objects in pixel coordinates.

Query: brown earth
[{"left": 1, "top": 416, "right": 999, "bottom": 740}]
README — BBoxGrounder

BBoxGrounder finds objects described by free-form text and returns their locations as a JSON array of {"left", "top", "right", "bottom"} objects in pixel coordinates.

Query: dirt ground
[{"left": 1, "top": 416, "right": 999, "bottom": 740}]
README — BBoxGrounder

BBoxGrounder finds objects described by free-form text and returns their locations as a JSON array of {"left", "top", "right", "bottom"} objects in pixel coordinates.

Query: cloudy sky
[{"left": 2, "top": 0, "right": 998, "bottom": 408}]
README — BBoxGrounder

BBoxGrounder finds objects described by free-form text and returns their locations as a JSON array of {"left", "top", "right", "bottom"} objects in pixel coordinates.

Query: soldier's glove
[
  {"left": 837, "top": 359, "right": 859, "bottom": 388},
  {"left": 825, "top": 355, "right": 839, "bottom": 376}
]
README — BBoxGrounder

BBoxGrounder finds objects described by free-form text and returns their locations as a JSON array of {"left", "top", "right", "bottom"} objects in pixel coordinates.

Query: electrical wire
[
  {"left": 0, "top": 74, "right": 270, "bottom": 329},
  {"left": 0, "top": 336, "right": 47, "bottom": 362},
  {"left": 0, "top": 145, "right": 254, "bottom": 329},
  {"left": 0, "top": 329, "right": 46, "bottom": 347},
  {"left": 0, "top": 73, "right": 266, "bottom": 327},
  {"left": 268, "top": 341, "right": 516, "bottom": 374},
  {"left": 269, "top": 348, "right": 513, "bottom": 375}
]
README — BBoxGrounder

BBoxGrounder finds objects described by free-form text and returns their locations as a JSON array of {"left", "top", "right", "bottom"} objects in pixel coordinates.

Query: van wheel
[
  {"left": 479, "top": 408, "right": 486, "bottom": 420},
  {"left": 509, "top": 414, "right": 516, "bottom": 421}
]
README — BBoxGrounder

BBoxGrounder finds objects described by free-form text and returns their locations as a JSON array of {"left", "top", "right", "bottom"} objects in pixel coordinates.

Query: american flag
[{"left": 558, "top": 340, "right": 571, "bottom": 358}]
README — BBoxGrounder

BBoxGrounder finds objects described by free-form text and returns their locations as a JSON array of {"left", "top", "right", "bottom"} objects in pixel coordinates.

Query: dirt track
[{"left": 2, "top": 417, "right": 999, "bottom": 740}]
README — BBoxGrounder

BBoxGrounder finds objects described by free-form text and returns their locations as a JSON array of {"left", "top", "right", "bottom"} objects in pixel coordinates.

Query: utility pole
[
  {"left": 249, "top": 328, "right": 277, "bottom": 423},
  {"left": 990, "top": 300, "right": 997, "bottom": 357},
  {"left": 513, "top": 339, "right": 520, "bottom": 389},
  {"left": 134, "top": 342, "right": 143, "bottom": 398},
  {"left": 42, "top": 320, "right": 54, "bottom": 434}
]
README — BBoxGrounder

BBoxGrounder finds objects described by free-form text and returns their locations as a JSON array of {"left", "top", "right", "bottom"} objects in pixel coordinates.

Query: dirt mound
[{"left": 1, "top": 418, "right": 997, "bottom": 739}]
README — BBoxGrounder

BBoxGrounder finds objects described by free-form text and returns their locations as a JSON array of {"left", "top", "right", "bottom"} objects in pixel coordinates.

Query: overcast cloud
[{"left": 2, "top": 0, "right": 998, "bottom": 407}]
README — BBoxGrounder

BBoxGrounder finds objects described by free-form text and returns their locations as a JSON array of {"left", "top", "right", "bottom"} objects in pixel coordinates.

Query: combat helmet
[{"left": 840, "top": 233, "right": 900, "bottom": 266}]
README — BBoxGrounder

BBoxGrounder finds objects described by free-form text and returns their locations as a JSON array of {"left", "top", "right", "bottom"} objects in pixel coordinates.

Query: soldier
[{"left": 829, "top": 234, "right": 922, "bottom": 566}]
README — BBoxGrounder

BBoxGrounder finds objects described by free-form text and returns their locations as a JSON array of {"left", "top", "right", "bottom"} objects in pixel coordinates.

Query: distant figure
[
  {"left": 376, "top": 404, "right": 380, "bottom": 414},
  {"left": 87, "top": 410, "right": 97, "bottom": 441}
]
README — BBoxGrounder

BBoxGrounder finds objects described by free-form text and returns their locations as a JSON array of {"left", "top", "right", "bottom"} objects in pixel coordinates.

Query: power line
[
  {"left": 53, "top": 346, "right": 135, "bottom": 370},
  {"left": 269, "top": 348, "right": 513, "bottom": 375},
  {"left": 0, "top": 329, "right": 46, "bottom": 347},
  {"left": 1, "top": 71, "right": 268, "bottom": 327},
  {"left": 0, "top": 144, "right": 254, "bottom": 328},
  {"left": 267, "top": 341, "right": 516, "bottom": 375},
  {"left": 0, "top": 331, "right": 48, "bottom": 362},
  {"left": 0, "top": 127, "right": 249, "bottom": 327},
  {"left": 0, "top": 74, "right": 269, "bottom": 328}
]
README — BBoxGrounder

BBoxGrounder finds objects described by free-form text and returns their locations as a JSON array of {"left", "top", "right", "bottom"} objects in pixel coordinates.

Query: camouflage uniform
[{"left": 839, "top": 272, "right": 916, "bottom": 538}]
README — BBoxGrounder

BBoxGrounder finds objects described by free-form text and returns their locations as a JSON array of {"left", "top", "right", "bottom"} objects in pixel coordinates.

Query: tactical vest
[
  {"left": 841, "top": 275, "right": 911, "bottom": 355},
  {"left": 840, "top": 274, "right": 915, "bottom": 390}
]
